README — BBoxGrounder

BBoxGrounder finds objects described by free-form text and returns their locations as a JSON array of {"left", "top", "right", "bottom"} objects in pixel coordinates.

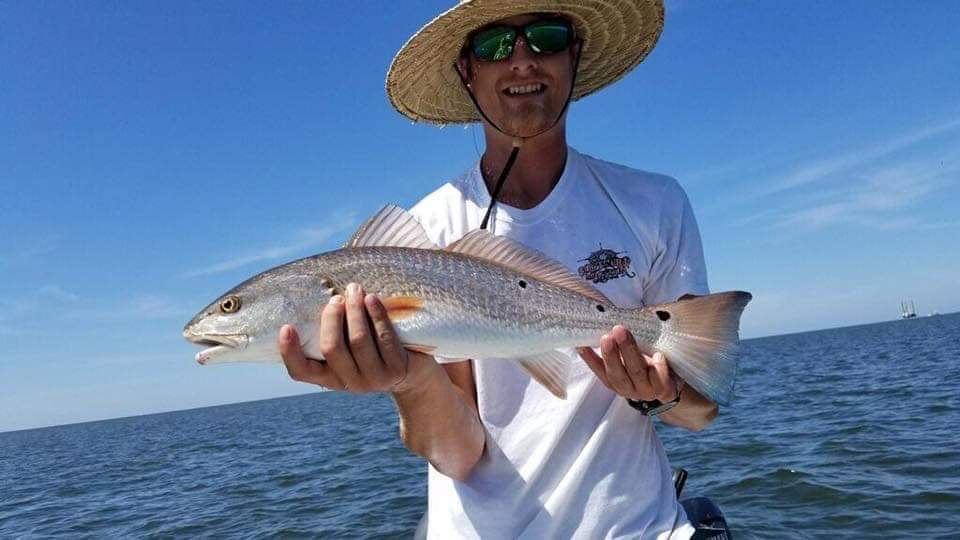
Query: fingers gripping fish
[{"left": 183, "top": 205, "right": 751, "bottom": 405}]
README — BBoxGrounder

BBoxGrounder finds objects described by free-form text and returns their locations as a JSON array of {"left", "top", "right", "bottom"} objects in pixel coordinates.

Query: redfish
[{"left": 183, "top": 206, "right": 751, "bottom": 405}]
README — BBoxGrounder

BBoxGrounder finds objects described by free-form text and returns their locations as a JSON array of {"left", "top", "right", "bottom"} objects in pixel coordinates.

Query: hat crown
[{"left": 386, "top": 0, "right": 665, "bottom": 124}]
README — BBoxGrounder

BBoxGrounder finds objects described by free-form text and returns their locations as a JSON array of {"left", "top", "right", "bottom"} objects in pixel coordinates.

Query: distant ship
[{"left": 900, "top": 300, "right": 917, "bottom": 319}]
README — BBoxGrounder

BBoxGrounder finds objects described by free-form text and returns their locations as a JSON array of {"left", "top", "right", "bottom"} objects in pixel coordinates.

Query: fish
[{"left": 183, "top": 205, "right": 752, "bottom": 405}]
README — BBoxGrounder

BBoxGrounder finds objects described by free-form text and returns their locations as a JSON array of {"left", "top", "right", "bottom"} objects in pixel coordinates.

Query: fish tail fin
[{"left": 647, "top": 291, "right": 752, "bottom": 406}]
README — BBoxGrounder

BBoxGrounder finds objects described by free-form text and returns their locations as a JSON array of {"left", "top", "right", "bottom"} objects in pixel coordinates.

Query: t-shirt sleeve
[{"left": 643, "top": 180, "right": 710, "bottom": 305}]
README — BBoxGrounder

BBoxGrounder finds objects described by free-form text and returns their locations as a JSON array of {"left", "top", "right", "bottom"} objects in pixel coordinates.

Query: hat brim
[{"left": 386, "top": 0, "right": 664, "bottom": 124}]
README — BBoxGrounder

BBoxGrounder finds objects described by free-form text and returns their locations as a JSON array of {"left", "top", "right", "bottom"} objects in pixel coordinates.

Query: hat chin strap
[{"left": 453, "top": 46, "right": 582, "bottom": 230}]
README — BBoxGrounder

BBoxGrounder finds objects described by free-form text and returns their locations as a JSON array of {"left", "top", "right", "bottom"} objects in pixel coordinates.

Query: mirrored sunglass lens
[
  {"left": 473, "top": 28, "right": 517, "bottom": 60},
  {"left": 525, "top": 22, "right": 571, "bottom": 54}
]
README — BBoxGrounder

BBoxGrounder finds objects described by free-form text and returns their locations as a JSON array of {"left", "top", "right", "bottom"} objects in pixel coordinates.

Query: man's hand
[
  {"left": 278, "top": 282, "right": 429, "bottom": 395},
  {"left": 578, "top": 325, "right": 719, "bottom": 431},
  {"left": 577, "top": 325, "right": 679, "bottom": 403},
  {"left": 278, "top": 281, "right": 485, "bottom": 479}
]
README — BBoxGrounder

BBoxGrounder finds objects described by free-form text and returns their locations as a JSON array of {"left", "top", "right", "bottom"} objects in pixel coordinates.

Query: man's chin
[{"left": 500, "top": 110, "right": 556, "bottom": 138}]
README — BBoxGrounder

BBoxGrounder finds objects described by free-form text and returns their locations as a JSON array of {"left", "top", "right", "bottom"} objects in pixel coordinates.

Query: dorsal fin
[
  {"left": 445, "top": 230, "right": 611, "bottom": 305},
  {"left": 345, "top": 205, "right": 438, "bottom": 249}
]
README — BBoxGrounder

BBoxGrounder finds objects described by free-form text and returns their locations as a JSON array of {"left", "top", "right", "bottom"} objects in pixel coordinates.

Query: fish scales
[{"left": 320, "top": 246, "right": 639, "bottom": 359}]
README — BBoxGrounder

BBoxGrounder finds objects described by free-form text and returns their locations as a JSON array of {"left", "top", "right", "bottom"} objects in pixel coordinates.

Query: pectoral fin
[
  {"left": 381, "top": 295, "right": 424, "bottom": 321},
  {"left": 516, "top": 350, "right": 571, "bottom": 399},
  {"left": 404, "top": 343, "right": 436, "bottom": 354}
]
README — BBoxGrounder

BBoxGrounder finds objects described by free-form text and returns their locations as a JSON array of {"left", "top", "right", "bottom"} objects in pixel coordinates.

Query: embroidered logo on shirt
[{"left": 578, "top": 246, "right": 637, "bottom": 284}]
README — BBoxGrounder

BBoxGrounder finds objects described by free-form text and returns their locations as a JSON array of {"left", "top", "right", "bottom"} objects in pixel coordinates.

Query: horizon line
[{"left": 2, "top": 310, "right": 956, "bottom": 434}]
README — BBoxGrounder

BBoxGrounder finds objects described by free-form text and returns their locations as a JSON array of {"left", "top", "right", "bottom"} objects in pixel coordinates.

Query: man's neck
[{"left": 480, "top": 123, "right": 568, "bottom": 210}]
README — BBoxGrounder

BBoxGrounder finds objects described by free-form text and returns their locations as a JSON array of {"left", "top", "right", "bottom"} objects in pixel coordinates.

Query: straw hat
[{"left": 386, "top": 0, "right": 664, "bottom": 125}]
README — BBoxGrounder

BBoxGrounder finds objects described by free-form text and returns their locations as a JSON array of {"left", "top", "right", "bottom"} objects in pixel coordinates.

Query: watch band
[{"left": 627, "top": 387, "right": 682, "bottom": 416}]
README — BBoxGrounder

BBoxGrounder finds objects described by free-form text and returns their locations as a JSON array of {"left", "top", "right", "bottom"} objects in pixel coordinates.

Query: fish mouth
[{"left": 184, "top": 333, "right": 248, "bottom": 364}]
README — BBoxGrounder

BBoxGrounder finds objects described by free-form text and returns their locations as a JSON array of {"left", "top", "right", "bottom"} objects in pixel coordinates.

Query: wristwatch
[{"left": 627, "top": 383, "right": 683, "bottom": 416}]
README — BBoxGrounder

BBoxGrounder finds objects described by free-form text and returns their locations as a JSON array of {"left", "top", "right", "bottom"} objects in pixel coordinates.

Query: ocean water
[{"left": 2, "top": 314, "right": 958, "bottom": 538}]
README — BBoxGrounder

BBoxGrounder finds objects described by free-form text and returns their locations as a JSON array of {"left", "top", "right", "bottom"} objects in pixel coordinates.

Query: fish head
[{"left": 183, "top": 260, "right": 335, "bottom": 364}]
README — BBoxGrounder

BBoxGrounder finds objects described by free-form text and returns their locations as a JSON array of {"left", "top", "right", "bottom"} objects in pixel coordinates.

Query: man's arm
[
  {"left": 577, "top": 324, "right": 718, "bottom": 431},
  {"left": 279, "top": 283, "right": 485, "bottom": 481},
  {"left": 392, "top": 359, "right": 484, "bottom": 480}
]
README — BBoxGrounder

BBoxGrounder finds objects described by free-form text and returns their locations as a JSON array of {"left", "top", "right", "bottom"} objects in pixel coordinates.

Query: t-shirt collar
[{"left": 470, "top": 145, "right": 580, "bottom": 226}]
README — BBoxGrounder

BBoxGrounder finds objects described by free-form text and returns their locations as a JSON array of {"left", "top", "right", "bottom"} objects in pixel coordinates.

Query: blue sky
[{"left": 2, "top": 1, "right": 958, "bottom": 432}]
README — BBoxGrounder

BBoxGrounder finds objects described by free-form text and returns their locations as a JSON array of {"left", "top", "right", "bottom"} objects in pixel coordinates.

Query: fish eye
[{"left": 219, "top": 296, "right": 241, "bottom": 314}]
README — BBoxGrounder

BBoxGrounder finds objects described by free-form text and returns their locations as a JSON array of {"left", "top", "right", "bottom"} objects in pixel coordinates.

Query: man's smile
[{"left": 504, "top": 82, "right": 545, "bottom": 96}]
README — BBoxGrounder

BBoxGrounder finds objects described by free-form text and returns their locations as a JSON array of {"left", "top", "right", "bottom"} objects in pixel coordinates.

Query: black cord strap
[{"left": 480, "top": 143, "right": 520, "bottom": 230}]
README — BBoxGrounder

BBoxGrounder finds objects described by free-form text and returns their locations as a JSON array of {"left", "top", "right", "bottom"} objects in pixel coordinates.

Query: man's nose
[{"left": 508, "top": 35, "right": 538, "bottom": 73}]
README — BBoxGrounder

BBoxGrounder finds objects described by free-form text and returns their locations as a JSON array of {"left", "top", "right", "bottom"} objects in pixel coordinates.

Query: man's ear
[
  {"left": 456, "top": 55, "right": 473, "bottom": 86},
  {"left": 570, "top": 40, "right": 583, "bottom": 61}
]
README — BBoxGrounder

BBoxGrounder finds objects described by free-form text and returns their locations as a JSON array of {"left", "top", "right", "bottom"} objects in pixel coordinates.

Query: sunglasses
[{"left": 468, "top": 18, "right": 575, "bottom": 62}]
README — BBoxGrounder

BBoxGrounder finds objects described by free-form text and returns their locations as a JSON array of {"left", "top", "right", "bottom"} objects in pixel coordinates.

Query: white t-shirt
[{"left": 409, "top": 146, "right": 709, "bottom": 539}]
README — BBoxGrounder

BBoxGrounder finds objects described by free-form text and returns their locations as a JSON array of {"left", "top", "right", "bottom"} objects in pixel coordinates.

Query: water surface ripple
[{"left": 2, "top": 314, "right": 958, "bottom": 538}]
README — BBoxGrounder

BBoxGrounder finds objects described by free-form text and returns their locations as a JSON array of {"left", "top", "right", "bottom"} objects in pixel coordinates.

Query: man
[{"left": 279, "top": 1, "right": 718, "bottom": 537}]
